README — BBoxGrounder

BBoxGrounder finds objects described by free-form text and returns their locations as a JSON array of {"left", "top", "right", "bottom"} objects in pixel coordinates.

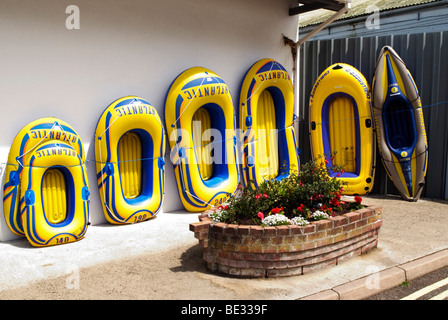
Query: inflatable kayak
[{"left": 372, "top": 46, "right": 428, "bottom": 201}]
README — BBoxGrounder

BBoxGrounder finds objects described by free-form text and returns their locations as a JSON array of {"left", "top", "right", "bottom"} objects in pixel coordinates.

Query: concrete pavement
[{"left": 0, "top": 194, "right": 447, "bottom": 300}]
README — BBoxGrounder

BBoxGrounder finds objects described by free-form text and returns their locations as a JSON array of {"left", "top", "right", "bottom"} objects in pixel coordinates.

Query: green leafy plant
[{"left": 210, "top": 157, "right": 365, "bottom": 226}]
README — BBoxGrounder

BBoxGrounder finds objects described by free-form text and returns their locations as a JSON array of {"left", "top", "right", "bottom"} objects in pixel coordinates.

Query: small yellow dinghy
[
  {"left": 2, "top": 118, "right": 89, "bottom": 246},
  {"left": 372, "top": 46, "right": 428, "bottom": 201},
  {"left": 20, "top": 141, "right": 90, "bottom": 247},
  {"left": 95, "top": 96, "right": 166, "bottom": 224},
  {"left": 165, "top": 67, "right": 239, "bottom": 212},
  {"left": 309, "top": 63, "right": 376, "bottom": 195},
  {"left": 239, "top": 58, "right": 300, "bottom": 189}
]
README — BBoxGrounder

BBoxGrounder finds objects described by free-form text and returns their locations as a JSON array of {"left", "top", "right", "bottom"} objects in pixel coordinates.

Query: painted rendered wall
[{"left": 0, "top": 0, "right": 298, "bottom": 241}]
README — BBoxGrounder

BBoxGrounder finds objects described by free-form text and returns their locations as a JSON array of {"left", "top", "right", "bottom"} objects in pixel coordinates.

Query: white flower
[
  {"left": 209, "top": 210, "right": 226, "bottom": 222},
  {"left": 311, "top": 210, "right": 329, "bottom": 220},
  {"left": 262, "top": 214, "right": 291, "bottom": 226},
  {"left": 290, "top": 216, "right": 310, "bottom": 226}
]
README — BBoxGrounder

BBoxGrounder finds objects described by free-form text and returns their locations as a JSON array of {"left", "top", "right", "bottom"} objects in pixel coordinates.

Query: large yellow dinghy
[
  {"left": 2, "top": 118, "right": 89, "bottom": 247},
  {"left": 309, "top": 63, "right": 376, "bottom": 195},
  {"left": 372, "top": 46, "right": 428, "bottom": 201},
  {"left": 165, "top": 67, "right": 239, "bottom": 212},
  {"left": 239, "top": 58, "right": 300, "bottom": 189},
  {"left": 95, "top": 96, "right": 166, "bottom": 224}
]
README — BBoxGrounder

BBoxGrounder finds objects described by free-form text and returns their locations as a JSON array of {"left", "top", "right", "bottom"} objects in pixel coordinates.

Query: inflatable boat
[
  {"left": 20, "top": 141, "right": 90, "bottom": 247},
  {"left": 372, "top": 46, "right": 428, "bottom": 201},
  {"left": 95, "top": 96, "right": 166, "bottom": 224},
  {"left": 165, "top": 67, "right": 239, "bottom": 212},
  {"left": 2, "top": 118, "right": 89, "bottom": 246},
  {"left": 309, "top": 63, "right": 376, "bottom": 195},
  {"left": 239, "top": 58, "right": 300, "bottom": 189}
]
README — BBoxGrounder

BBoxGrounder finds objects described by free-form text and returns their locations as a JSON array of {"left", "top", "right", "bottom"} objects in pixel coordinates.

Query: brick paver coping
[{"left": 190, "top": 204, "right": 383, "bottom": 278}]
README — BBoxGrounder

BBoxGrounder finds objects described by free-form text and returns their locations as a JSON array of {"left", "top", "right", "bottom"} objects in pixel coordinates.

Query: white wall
[{"left": 0, "top": 0, "right": 298, "bottom": 241}]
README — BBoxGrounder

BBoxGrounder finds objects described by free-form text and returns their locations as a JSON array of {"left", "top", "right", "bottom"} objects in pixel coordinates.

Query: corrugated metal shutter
[{"left": 299, "top": 31, "right": 448, "bottom": 199}]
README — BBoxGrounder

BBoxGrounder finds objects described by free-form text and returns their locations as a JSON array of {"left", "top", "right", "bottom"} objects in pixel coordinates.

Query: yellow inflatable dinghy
[
  {"left": 3, "top": 118, "right": 89, "bottom": 246},
  {"left": 239, "top": 58, "right": 300, "bottom": 189},
  {"left": 309, "top": 63, "right": 376, "bottom": 195},
  {"left": 95, "top": 96, "right": 166, "bottom": 224},
  {"left": 165, "top": 67, "right": 239, "bottom": 212}
]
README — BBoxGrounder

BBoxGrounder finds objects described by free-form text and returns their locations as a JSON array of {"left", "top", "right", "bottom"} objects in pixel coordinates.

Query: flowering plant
[{"left": 208, "top": 158, "right": 365, "bottom": 226}]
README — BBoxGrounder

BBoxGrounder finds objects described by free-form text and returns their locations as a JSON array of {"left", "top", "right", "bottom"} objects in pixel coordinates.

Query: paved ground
[
  {"left": 365, "top": 265, "right": 448, "bottom": 300},
  {"left": 0, "top": 194, "right": 447, "bottom": 300}
]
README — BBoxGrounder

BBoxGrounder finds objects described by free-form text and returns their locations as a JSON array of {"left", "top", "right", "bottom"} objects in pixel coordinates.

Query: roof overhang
[{"left": 289, "top": 0, "right": 347, "bottom": 15}]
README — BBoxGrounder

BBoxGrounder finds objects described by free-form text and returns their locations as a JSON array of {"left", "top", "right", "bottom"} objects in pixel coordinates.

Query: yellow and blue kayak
[
  {"left": 2, "top": 118, "right": 89, "bottom": 246},
  {"left": 239, "top": 58, "right": 300, "bottom": 189},
  {"left": 165, "top": 67, "right": 239, "bottom": 212},
  {"left": 95, "top": 96, "right": 166, "bottom": 224},
  {"left": 372, "top": 46, "right": 428, "bottom": 201},
  {"left": 309, "top": 63, "right": 376, "bottom": 195}
]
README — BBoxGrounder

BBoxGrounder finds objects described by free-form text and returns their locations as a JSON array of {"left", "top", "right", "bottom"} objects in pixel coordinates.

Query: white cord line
[
  {"left": 241, "top": 61, "right": 276, "bottom": 108},
  {"left": 97, "top": 136, "right": 115, "bottom": 217},
  {"left": 177, "top": 148, "right": 239, "bottom": 209},
  {"left": 15, "top": 122, "right": 58, "bottom": 167},
  {"left": 171, "top": 75, "right": 207, "bottom": 128},
  {"left": 241, "top": 61, "right": 293, "bottom": 108}
]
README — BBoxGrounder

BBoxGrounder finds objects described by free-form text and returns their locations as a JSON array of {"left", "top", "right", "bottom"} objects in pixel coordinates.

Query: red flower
[
  {"left": 224, "top": 205, "right": 229, "bottom": 210},
  {"left": 271, "top": 207, "right": 283, "bottom": 214},
  {"left": 297, "top": 204, "right": 305, "bottom": 212},
  {"left": 355, "top": 196, "right": 362, "bottom": 204},
  {"left": 257, "top": 212, "right": 265, "bottom": 220},
  {"left": 329, "top": 198, "right": 340, "bottom": 207}
]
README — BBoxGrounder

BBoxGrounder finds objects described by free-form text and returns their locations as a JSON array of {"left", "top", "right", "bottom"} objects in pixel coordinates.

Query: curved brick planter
[{"left": 189, "top": 204, "right": 383, "bottom": 278}]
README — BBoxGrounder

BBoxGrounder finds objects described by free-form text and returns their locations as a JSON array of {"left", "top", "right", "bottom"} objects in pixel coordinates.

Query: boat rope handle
[
  {"left": 177, "top": 135, "right": 239, "bottom": 151},
  {"left": 208, "top": 74, "right": 235, "bottom": 110},
  {"left": 3, "top": 161, "right": 88, "bottom": 169},
  {"left": 170, "top": 74, "right": 207, "bottom": 129},
  {"left": 57, "top": 122, "right": 88, "bottom": 173},
  {"left": 240, "top": 61, "right": 276, "bottom": 107},
  {"left": 169, "top": 72, "right": 236, "bottom": 130},
  {"left": 240, "top": 60, "right": 294, "bottom": 108},
  {"left": 96, "top": 99, "right": 138, "bottom": 139},
  {"left": 15, "top": 121, "right": 58, "bottom": 167},
  {"left": 380, "top": 148, "right": 428, "bottom": 164},
  {"left": 14, "top": 121, "right": 86, "bottom": 171},
  {"left": 97, "top": 136, "right": 113, "bottom": 216},
  {"left": 309, "top": 98, "right": 448, "bottom": 127},
  {"left": 177, "top": 157, "right": 239, "bottom": 209},
  {"left": 96, "top": 98, "right": 164, "bottom": 140}
]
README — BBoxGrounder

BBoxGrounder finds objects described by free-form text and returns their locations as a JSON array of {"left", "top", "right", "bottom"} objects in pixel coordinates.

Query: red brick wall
[{"left": 190, "top": 204, "right": 383, "bottom": 278}]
